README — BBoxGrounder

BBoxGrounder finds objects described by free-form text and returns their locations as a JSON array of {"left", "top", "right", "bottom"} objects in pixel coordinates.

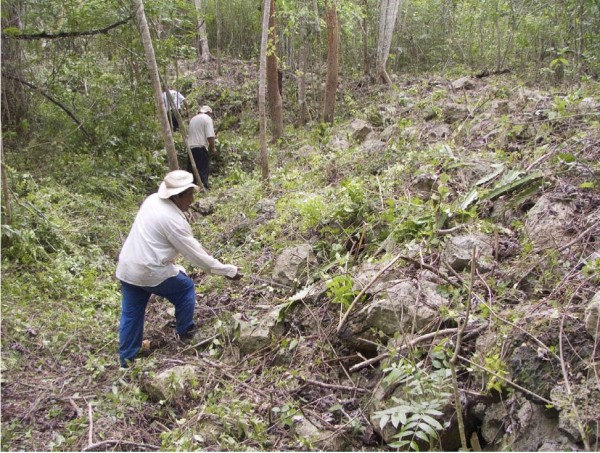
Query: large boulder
[
  {"left": 550, "top": 384, "right": 599, "bottom": 446},
  {"left": 480, "top": 394, "right": 561, "bottom": 451},
  {"left": 451, "top": 76, "right": 476, "bottom": 91},
  {"left": 338, "top": 263, "right": 448, "bottom": 353},
  {"left": 443, "top": 103, "right": 469, "bottom": 123}
]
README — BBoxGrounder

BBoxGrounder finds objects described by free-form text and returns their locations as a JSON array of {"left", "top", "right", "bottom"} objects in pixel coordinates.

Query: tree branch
[
  {"left": 1, "top": 74, "right": 93, "bottom": 140},
  {"left": 2, "top": 16, "right": 132, "bottom": 40}
]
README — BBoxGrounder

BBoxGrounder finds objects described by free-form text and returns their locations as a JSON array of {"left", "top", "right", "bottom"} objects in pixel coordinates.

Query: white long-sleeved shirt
[
  {"left": 162, "top": 90, "right": 185, "bottom": 111},
  {"left": 116, "top": 193, "right": 237, "bottom": 287}
]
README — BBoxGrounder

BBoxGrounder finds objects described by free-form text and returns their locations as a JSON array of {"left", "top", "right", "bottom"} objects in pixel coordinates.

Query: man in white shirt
[
  {"left": 162, "top": 90, "right": 186, "bottom": 132},
  {"left": 116, "top": 170, "right": 242, "bottom": 367},
  {"left": 188, "top": 105, "right": 215, "bottom": 189}
]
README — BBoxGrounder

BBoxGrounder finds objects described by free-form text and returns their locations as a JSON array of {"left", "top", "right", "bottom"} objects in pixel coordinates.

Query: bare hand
[{"left": 227, "top": 272, "right": 243, "bottom": 281}]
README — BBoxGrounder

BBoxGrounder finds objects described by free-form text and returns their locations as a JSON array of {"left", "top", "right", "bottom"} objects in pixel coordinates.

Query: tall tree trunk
[
  {"left": 322, "top": 0, "right": 339, "bottom": 124},
  {"left": 193, "top": 0, "right": 211, "bottom": 63},
  {"left": 266, "top": 0, "right": 283, "bottom": 140},
  {"left": 376, "top": 0, "right": 399, "bottom": 84},
  {"left": 1, "top": 0, "right": 28, "bottom": 129},
  {"left": 216, "top": 0, "right": 222, "bottom": 76},
  {"left": 258, "top": 0, "right": 271, "bottom": 181},
  {"left": 131, "top": 0, "right": 179, "bottom": 170},
  {"left": 297, "top": 20, "right": 310, "bottom": 126},
  {"left": 362, "top": 0, "right": 370, "bottom": 75}
]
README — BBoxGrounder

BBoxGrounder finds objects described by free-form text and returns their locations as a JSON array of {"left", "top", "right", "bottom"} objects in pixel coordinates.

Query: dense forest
[{"left": 2, "top": 0, "right": 599, "bottom": 451}]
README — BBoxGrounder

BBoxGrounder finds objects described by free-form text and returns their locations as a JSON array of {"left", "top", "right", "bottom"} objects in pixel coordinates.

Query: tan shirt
[{"left": 116, "top": 193, "right": 236, "bottom": 287}]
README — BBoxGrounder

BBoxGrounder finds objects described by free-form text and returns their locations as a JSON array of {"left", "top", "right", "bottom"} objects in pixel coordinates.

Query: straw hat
[
  {"left": 199, "top": 105, "right": 213, "bottom": 114},
  {"left": 157, "top": 170, "right": 199, "bottom": 199}
]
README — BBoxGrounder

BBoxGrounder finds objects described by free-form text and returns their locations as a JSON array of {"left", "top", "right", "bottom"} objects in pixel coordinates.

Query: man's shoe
[{"left": 179, "top": 327, "right": 199, "bottom": 344}]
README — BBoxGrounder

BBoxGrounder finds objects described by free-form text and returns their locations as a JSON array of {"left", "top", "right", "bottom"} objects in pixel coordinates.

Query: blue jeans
[{"left": 119, "top": 271, "right": 196, "bottom": 367}]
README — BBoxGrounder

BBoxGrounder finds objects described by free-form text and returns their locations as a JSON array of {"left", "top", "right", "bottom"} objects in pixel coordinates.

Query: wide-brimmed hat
[
  {"left": 158, "top": 170, "right": 199, "bottom": 199},
  {"left": 199, "top": 105, "right": 213, "bottom": 114}
]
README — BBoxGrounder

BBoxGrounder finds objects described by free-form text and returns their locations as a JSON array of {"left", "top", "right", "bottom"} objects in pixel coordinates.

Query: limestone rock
[
  {"left": 584, "top": 291, "right": 600, "bottom": 339},
  {"left": 233, "top": 305, "right": 285, "bottom": 355},
  {"left": 451, "top": 76, "right": 476, "bottom": 91},
  {"left": 144, "top": 365, "right": 200, "bottom": 402},
  {"left": 271, "top": 244, "right": 317, "bottom": 287},
  {"left": 442, "top": 234, "right": 494, "bottom": 273},
  {"left": 349, "top": 119, "right": 374, "bottom": 142},
  {"left": 524, "top": 195, "right": 576, "bottom": 248}
]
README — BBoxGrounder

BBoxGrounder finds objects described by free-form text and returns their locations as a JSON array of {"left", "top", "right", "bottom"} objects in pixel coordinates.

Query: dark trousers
[
  {"left": 188, "top": 146, "right": 209, "bottom": 189},
  {"left": 168, "top": 111, "right": 180, "bottom": 132}
]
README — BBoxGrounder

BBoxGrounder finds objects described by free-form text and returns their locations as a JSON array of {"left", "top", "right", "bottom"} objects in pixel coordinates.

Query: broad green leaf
[
  {"left": 482, "top": 171, "right": 543, "bottom": 201},
  {"left": 420, "top": 414, "right": 444, "bottom": 430},
  {"left": 419, "top": 421, "right": 440, "bottom": 438},
  {"left": 379, "top": 414, "right": 390, "bottom": 430},
  {"left": 414, "top": 429, "right": 430, "bottom": 442},
  {"left": 474, "top": 164, "right": 504, "bottom": 186},
  {"left": 459, "top": 188, "right": 478, "bottom": 210}
]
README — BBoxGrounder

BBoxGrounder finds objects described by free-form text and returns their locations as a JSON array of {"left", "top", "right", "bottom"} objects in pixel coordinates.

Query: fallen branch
[
  {"left": 457, "top": 354, "right": 555, "bottom": 406},
  {"left": 348, "top": 325, "right": 487, "bottom": 372},
  {"left": 82, "top": 440, "right": 160, "bottom": 451},
  {"left": 87, "top": 400, "right": 94, "bottom": 447},
  {"left": 300, "top": 377, "right": 368, "bottom": 393},
  {"left": 200, "top": 357, "right": 270, "bottom": 398}
]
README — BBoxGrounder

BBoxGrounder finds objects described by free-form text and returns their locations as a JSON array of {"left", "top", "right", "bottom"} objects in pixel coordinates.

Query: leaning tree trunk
[
  {"left": 1, "top": 147, "right": 12, "bottom": 226},
  {"left": 266, "top": 0, "right": 283, "bottom": 140},
  {"left": 193, "top": 0, "right": 211, "bottom": 63},
  {"left": 258, "top": 0, "right": 271, "bottom": 181},
  {"left": 322, "top": 0, "right": 339, "bottom": 124},
  {"left": 375, "top": 0, "right": 400, "bottom": 84},
  {"left": 131, "top": 0, "right": 179, "bottom": 170}
]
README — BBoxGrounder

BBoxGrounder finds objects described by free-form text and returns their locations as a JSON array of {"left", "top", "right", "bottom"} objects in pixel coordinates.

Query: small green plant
[
  {"left": 483, "top": 352, "right": 509, "bottom": 393},
  {"left": 271, "top": 402, "right": 300, "bottom": 428},
  {"left": 373, "top": 358, "right": 451, "bottom": 450},
  {"left": 326, "top": 274, "right": 359, "bottom": 309}
]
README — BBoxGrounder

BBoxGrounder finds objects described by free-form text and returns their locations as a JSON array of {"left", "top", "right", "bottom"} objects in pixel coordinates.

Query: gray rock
[
  {"left": 525, "top": 195, "right": 576, "bottom": 248},
  {"left": 584, "top": 291, "right": 600, "bottom": 339},
  {"left": 451, "top": 76, "right": 476, "bottom": 91},
  {"left": 271, "top": 244, "right": 317, "bottom": 287},
  {"left": 144, "top": 365, "right": 200, "bottom": 402},
  {"left": 349, "top": 119, "right": 374, "bottom": 142},
  {"left": 233, "top": 305, "right": 285, "bottom": 355},
  {"left": 443, "top": 103, "right": 469, "bottom": 123},
  {"left": 442, "top": 234, "right": 494, "bottom": 273},
  {"left": 481, "top": 394, "right": 559, "bottom": 451}
]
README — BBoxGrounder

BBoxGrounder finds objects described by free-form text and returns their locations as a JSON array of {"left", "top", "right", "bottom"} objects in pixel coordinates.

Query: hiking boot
[{"left": 179, "top": 326, "right": 200, "bottom": 344}]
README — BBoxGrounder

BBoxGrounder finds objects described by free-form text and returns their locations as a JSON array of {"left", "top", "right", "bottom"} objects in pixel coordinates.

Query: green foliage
[
  {"left": 326, "top": 274, "right": 357, "bottom": 309},
  {"left": 373, "top": 358, "right": 452, "bottom": 450}
]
